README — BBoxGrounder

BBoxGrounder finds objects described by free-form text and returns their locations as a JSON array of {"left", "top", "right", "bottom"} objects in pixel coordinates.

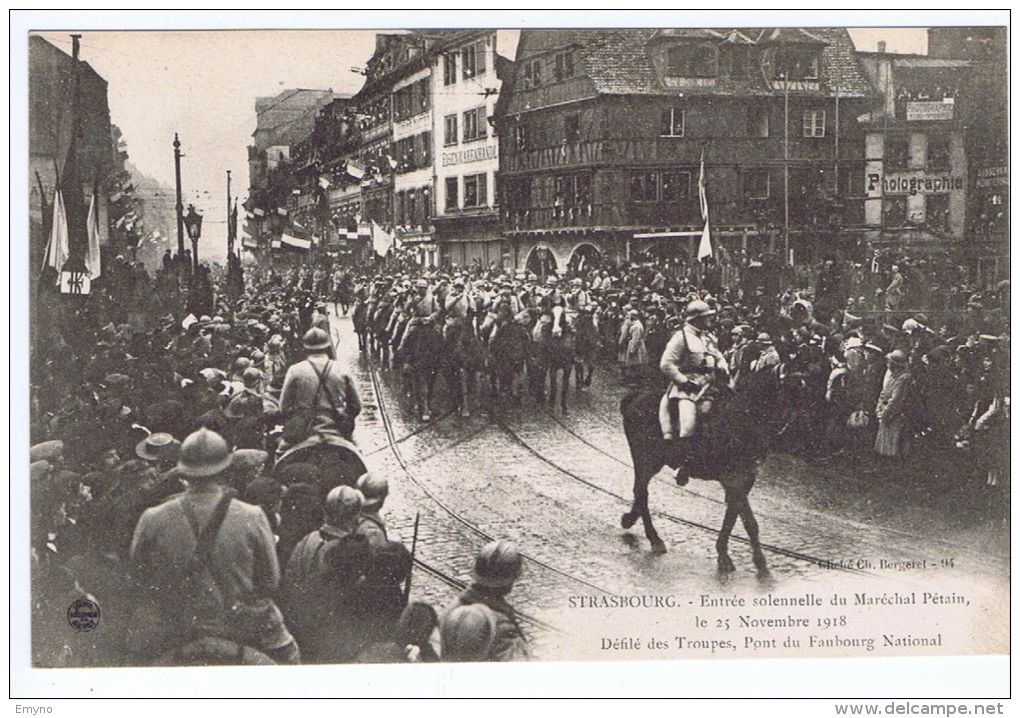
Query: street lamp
[{"left": 184, "top": 204, "right": 203, "bottom": 272}]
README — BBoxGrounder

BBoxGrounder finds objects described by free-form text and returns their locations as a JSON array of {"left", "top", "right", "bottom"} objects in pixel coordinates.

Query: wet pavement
[{"left": 328, "top": 310, "right": 1009, "bottom": 657}]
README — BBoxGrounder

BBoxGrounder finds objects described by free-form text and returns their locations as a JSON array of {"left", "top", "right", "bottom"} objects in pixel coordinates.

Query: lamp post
[
  {"left": 184, "top": 204, "right": 203, "bottom": 273},
  {"left": 174, "top": 134, "right": 185, "bottom": 258}
]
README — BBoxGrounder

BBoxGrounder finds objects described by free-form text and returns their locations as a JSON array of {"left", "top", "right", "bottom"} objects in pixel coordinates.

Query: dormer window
[
  {"left": 666, "top": 44, "right": 718, "bottom": 78},
  {"left": 775, "top": 47, "right": 819, "bottom": 81}
]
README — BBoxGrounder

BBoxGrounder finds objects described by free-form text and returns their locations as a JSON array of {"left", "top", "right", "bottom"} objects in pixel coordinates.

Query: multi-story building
[
  {"left": 29, "top": 35, "right": 113, "bottom": 268},
  {"left": 431, "top": 30, "right": 508, "bottom": 269},
  {"left": 857, "top": 44, "right": 971, "bottom": 254},
  {"left": 495, "top": 28, "right": 873, "bottom": 276},
  {"left": 245, "top": 88, "right": 340, "bottom": 249},
  {"left": 927, "top": 26, "right": 1008, "bottom": 286}
]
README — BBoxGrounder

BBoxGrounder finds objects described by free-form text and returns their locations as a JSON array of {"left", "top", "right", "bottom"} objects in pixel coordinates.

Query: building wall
[
  {"left": 432, "top": 32, "right": 500, "bottom": 217},
  {"left": 501, "top": 93, "right": 866, "bottom": 235}
]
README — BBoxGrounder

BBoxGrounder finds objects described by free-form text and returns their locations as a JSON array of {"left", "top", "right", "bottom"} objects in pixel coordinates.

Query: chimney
[{"left": 877, "top": 41, "right": 887, "bottom": 54}]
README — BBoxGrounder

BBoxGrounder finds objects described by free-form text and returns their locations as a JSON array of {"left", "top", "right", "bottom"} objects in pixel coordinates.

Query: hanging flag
[
  {"left": 228, "top": 199, "right": 238, "bottom": 242},
  {"left": 697, "top": 148, "right": 713, "bottom": 261},
  {"left": 280, "top": 232, "right": 311, "bottom": 250},
  {"left": 371, "top": 220, "right": 393, "bottom": 257},
  {"left": 85, "top": 174, "right": 102, "bottom": 280},
  {"left": 42, "top": 183, "right": 69, "bottom": 283}
]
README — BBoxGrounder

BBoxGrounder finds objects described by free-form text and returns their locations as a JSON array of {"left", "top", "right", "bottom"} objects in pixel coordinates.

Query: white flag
[
  {"left": 86, "top": 191, "right": 102, "bottom": 279},
  {"left": 371, "top": 220, "right": 393, "bottom": 257},
  {"left": 43, "top": 187, "right": 70, "bottom": 284},
  {"left": 697, "top": 149, "right": 712, "bottom": 260}
]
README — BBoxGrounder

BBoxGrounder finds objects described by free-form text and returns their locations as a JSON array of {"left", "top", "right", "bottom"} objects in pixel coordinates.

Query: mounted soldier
[{"left": 658, "top": 299, "right": 730, "bottom": 485}]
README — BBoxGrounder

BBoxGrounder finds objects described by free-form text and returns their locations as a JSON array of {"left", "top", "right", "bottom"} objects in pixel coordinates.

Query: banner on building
[{"left": 280, "top": 232, "right": 311, "bottom": 250}]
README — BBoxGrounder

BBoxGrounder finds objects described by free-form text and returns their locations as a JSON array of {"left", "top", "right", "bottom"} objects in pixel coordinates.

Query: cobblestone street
[{"left": 329, "top": 312, "right": 1009, "bottom": 657}]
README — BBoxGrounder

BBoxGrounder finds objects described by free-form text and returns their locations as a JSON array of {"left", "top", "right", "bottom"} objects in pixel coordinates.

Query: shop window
[
  {"left": 444, "top": 114, "right": 458, "bottom": 146},
  {"left": 464, "top": 172, "right": 488, "bottom": 208},
  {"left": 927, "top": 193, "right": 950, "bottom": 232},
  {"left": 883, "top": 197, "right": 907, "bottom": 227},
  {"left": 885, "top": 135, "right": 909, "bottom": 170},
  {"left": 744, "top": 169, "right": 770, "bottom": 200},
  {"left": 802, "top": 109, "right": 826, "bottom": 138},
  {"left": 660, "top": 107, "right": 685, "bottom": 137},
  {"left": 927, "top": 135, "right": 951, "bottom": 171}
]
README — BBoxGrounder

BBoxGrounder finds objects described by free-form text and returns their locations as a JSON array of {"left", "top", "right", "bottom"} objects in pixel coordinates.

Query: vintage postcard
[{"left": 19, "top": 14, "right": 1009, "bottom": 687}]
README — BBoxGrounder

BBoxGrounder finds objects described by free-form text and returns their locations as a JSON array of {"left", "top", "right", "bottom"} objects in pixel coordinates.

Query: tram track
[
  {"left": 541, "top": 405, "right": 1004, "bottom": 570},
  {"left": 495, "top": 416, "right": 877, "bottom": 577},
  {"left": 362, "top": 351, "right": 620, "bottom": 608}
]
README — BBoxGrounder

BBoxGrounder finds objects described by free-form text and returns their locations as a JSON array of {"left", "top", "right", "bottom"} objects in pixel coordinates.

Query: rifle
[{"left": 403, "top": 511, "right": 420, "bottom": 603}]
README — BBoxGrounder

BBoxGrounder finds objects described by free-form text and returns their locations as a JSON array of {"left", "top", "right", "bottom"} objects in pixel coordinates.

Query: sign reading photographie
[
  {"left": 867, "top": 171, "right": 965, "bottom": 196},
  {"left": 18, "top": 23, "right": 1010, "bottom": 694}
]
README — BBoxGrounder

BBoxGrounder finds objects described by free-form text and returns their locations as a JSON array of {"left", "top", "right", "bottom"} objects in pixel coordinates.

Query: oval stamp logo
[{"left": 67, "top": 598, "right": 100, "bottom": 632}]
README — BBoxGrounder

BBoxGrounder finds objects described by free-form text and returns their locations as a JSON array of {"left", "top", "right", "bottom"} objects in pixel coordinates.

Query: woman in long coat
[{"left": 874, "top": 350, "right": 913, "bottom": 458}]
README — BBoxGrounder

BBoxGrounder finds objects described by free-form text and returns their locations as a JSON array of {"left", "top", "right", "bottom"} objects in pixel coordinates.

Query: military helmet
[
  {"left": 685, "top": 299, "right": 716, "bottom": 319},
  {"left": 302, "top": 327, "right": 331, "bottom": 351},
  {"left": 324, "top": 485, "right": 364, "bottom": 526},
  {"left": 470, "top": 539, "right": 522, "bottom": 588},
  {"left": 356, "top": 472, "right": 389, "bottom": 509},
  {"left": 440, "top": 604, "right": 496, "bottom": 662}
]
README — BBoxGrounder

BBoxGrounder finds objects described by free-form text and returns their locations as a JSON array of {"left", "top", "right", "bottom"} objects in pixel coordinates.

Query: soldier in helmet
[
  {"left": 658, "top": 299, "right": 730, "bottom": 485},
  {"left": 354, "top": 473, "right": 389, "bottom": 549},
  {"left": 446, "top": 539, "right": 529, "bottom": 661},
  {"left": 277, "top": 328, "right": 362, "bottom": 455}
]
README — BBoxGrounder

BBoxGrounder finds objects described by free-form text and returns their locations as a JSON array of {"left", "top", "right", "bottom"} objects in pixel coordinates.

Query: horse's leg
[
  {"left": 574, "top": 360, "right": 584, "bottom": 393},
  {"left": 585, "top": 360, "right": 594, "bottom": 387},
  {"left": 459, "top": 369, "right": 471, "bottom": 417},
  {"left": 425, "top": 369, "right": 437, "bottom": 420},
  {"left": 560, "top": 364, "right": 571, "bottom": 414},
  {"left": 547, "top": 366, "right": 557, "bottom": 408},
  {"left": 717, "top": 485, "right": 741, "bottom": 574},
  {"left": 737, "top": 470, "right": 769, "bottom": 576},
  {"left": 622, "top": 456, "right": 665, "bottom": 554}
]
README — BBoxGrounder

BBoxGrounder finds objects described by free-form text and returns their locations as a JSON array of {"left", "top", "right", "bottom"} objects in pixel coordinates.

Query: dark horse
[
  {"left": 619, "top": 363, "right": 789, "bottom": 575},
  {"left": 487, "top": 315, "right": 532, "bottom": 405},
  {"left": 442, "top": 317, "right": 487, "bottom": 417}
]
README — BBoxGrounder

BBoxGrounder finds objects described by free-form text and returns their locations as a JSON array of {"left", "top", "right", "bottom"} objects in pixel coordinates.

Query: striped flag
[
  {"left": 85, "top": 174, "right": 102, "bottom": 280},
  {"left": 43, "top": 184, "right": 69, "bottom": 282},
  {"left": 697, "top": 148, "right": 713, "bottom": 261}
]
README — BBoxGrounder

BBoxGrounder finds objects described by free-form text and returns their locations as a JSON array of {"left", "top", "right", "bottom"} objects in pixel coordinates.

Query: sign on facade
[
  {"left": 442, "top": 144, "right": 497, "bottom": 167},
  {"left": 867, "top": 171, "right": 965, "bottom": 196},
  {"left": 905, "top": 101, "right": 954, "bottom": 121}
]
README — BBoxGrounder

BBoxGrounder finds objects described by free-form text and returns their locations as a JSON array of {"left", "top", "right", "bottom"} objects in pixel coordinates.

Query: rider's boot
[{"left": 673, "top": 438, "right": 692, "bottom": 486}]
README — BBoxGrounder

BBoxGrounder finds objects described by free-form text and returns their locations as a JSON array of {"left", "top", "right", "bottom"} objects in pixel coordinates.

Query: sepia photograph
[{"left": 12, "top": 8, "right": 1011, "bottom": 702}]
